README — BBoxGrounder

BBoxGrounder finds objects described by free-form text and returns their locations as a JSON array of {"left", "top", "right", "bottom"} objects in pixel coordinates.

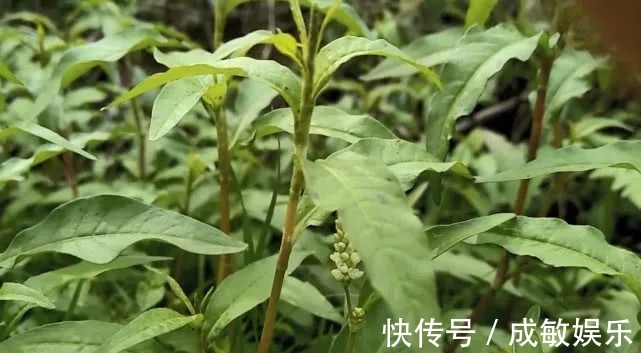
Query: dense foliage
[{"left": 1, "top": 1, "right": 641, "bottom": 353}]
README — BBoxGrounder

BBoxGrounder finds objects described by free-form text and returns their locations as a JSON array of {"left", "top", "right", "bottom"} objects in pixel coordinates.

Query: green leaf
[
  {"left": 0, "top": 282, "right": 55, "bottom": 309},
  {"left": 149, "top": 76, "right": 212, "bottom": 140},
  {"left": 281, "top": 277, "right": 342, "bottom": 322},
  {"left": 95, "top": 309, "right": 202, "bottom": 353},
  {"left": 465, "top": 0, "right": 498, "bottom": 28},
  {"left": 0, "top": 59, "right": 23, "bottom": 85},
  {"left": 315, "top": 36, "right": 441, "bottom": 96},
  {"left": 465, "top": 216, "right": 641, "bottom": 298},
  {"left": 29, "top": 28, "right": 176, "bottom": 124},
  {"left": 203, "top": 251, "right": 311, "bottom": 340},
  {"left": 0, "top": 321, "right": 166, "bottom": 353},
  {"left": 9, "top": 122, "right": 96, "bottom": 160},
  {"left": 0, "top": 195, "right": 247, "bottom": 268},
  {"left": 145, "top": 266, "right": 196, "bottom": 315},
  {"left": 545, "top": 49, "right": 604, "bottom": 121},
  {"left": 570, "top": 117, "right": 632, "bottom": 141},
  {"left": 0, "top": 132, "right": 110, "bottom": 184},
  {"left": 426, "top": 24, "right": 542, "bottom": 160},
  {"left": 513, "top": 306, "right": 543, "bottom": 353},
  {"left": 329, "top": 138, "right": 471, "bottom": 190},
  {"left": 104, "top": 59, "right": 301, "bottom": 110},
  {"left": 302, "top": 153, "right": 440, "bottom": 328},
  {"left": 426, "top": 213, "right": 516, "bottom": 258},
  {"left": 256, "top": 106, "right": 395, "bottom": 143},
  {"left": 362, "top": 27, "right": 468, "bottom": 80},
  {"left": 477, "top": 140, "right": 641, "bottom": 183},
  {"left": 229, "top": 79, "right": 278, "bottom": 148},
  {"left": 202, "top": 81, "right": 228, "bottom": 108}
]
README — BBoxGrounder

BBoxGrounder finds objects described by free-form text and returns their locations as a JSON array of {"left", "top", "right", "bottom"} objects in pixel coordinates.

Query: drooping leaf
[
  {"left": 477, "top": 140, "right": 641, "bottom": 183},
  {"left": 0, "top": 131, "right": 110, "bottom": 184},
  {"left": 144, "top": 266, "right": 196, "bottom": 315},
  {"left": 362, "top": 27, "right": 468, "bottom": 80},
  {"left": 570, "top": 117, "right": 632, "bottom": 141},
  {"left": 315, "top": 36, "right": 441, "bottom": 96},
  {"left": 465, "top": 0, "right": 498, "bottom": 28},
  {"left": 203, "top": 251, "right": 312, "bottom": 340},
  {"left": 425, "top": 24, "right": 542, "bottom": 160},
  {"left": 281, "top": 277, "right": 342, "bottom": 323},
  {"left": 95, "top": 309, "right": 202, "bottom": 353},
  {"left": 545, "top": 49, "right": 604, "bottom": 121},
  {"left": 6, "top": 122, "right": 97, "bottom": 160},
  {"left": 0, "top": 282, "right": 55, "bottom": 309},
  {"left": 329, "top": 138, "right": 471, "bottom": 190},
  {"left": 0, "top": 321, "right": 166, "bottom": 353},
  {"left": 302, "top": 153, "right": 440, "bottom": 330},
  {"left": 104, "top": 59, "right": 301, "bottom": 110},
  {"left": 0, "top": 195, "right": 248, "bottom": 268},
  {"left": 149, "top": 76, "right": 212, "bottom": 140},
  {"left": 256, "top": 106, "right": 395, "bottom": 143}
]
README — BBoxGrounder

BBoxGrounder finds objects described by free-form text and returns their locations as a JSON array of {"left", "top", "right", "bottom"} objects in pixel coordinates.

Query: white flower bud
[
  {"left": 350, "top": 252, "right": 361, "bottom": 265},
  {"left": 339, "top": 264, "right": 350, "bottom": 274},
  {"left": 334, "top": 242, "right": 346, "bottom": 252},
  {"left": 329, "top": 252, "right": 342, "bottom": 264},
  {"left": 340, "top": 252, "right": 350, "bottom": 261},
  {"left": 352, "top": 307, "right": 365, "bottom": 318},
  {"left": 348, "top": 268, "right": 363, "bottom": 279},
  {"left": 331, "top": 269, "right": 345, "bottom": 281}
]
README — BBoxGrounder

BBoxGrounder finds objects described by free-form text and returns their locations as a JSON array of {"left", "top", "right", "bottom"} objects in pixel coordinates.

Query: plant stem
[
  {"left": 444, "top": 55, "right": 554, "bottom": 353},
  {"left": 256, "top": 6, "right": 322, "bottom": 352},
  {"left": 130, "top": 98, "right": 146, "bottom": 181},
  {"left": 60, "top": 128, "right": 79, "bottom": 198},
  {"left": 64, "top": 280, "right": 85, "bottom": 321}
]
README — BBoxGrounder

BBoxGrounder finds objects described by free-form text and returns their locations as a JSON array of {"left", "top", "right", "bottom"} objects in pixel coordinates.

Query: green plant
[{"left": 2, "top": 1, "right": 641, "bottom": 353}]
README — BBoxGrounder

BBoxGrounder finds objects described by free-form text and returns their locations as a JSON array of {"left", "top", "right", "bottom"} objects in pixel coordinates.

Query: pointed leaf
[
  {"left": 230, "top": 79, "right": 278, "bottom": 148},
  {"left": 95, "top": 309, "right": 202, "bottom": 353},
  {"left": 0, "top": 282, "right": 55, "bottom": 309},
  {"left": 329, "top": 138, "right": 471, "bottom": 190},
  {"left": 281, "top": 277, "right": 342, "bottom": 322},
  {"left": 0, "top": 59, "right": 23, "bottom": 85},
  {"left": 0, "top": 321, "right": 166, "bottom": 353},
  {"left": 105, "top": 59, "right": 300, "bottom": 110},
  {"left": 256, "top": 106, "right": 395, "bottom": 143},
  {"left": 0, "top": 195, "right": 247, "bottom": 268},
  {"left": 477, "top": 140, "right": 641, "bottom": 183},
  {"left": 426, "top": 213, "right": 516, "bottom": 258},
  {"left": 149, "top": 76, "right": 212, "bottom": 140},
  {"left": 315, "top": 36, "right": 441, "bottom": 96},
  {"left": 11, "top": 121, "right": 96, "bottom": 160},
  {"left": 363, "top": 27, "right": 468, "bottom": 80},
  {"left": 203, "top": 251, "right": 311, "bottom": 340},
  {"left": 426, "top": 24, "right": 542, "bottom": 160},
  {"left": 302, "top": 153, "right": 440, "bottom": 329}
]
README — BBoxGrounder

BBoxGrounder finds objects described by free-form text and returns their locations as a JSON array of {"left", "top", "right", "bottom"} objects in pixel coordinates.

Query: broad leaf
[
  {"left": 105, "top": 59, "right": 301, "bottom": 110},
  {"left": 545, "top": 49, "right": 604, "bottom": 121},
  {"left": 203, "top": 251, "right": 311, "bottom": 340},
  {"left": 570, "top": 117, "right": 631, "bottom": 141},
  {"left": 256, "top": 106, "right": 395, "bottom": 143},
  {"left": 302, "top": 153, "right": 440, "bottom": 330},
  {"left": 425, "top": 24, "right": 542, "bottom": 160},
  {"left": 477, "top": 140, "right": 641, "bottom": 183},
  {"left": 329, "top": 138, "right": 471, "bottom": 190},
  {"left": 464, "top": 216, "right": 641, "bottom": 298},
  {"left": 0, "top": 321, "right": 166, "bottom": 353},
  {"left": 281, "top": 277, "right": 342, "bottom": 322},
  {"left": 0, "top": 282, "right": 55, "bottom": 309},
  {"left": 314, "top": 36, "right": 441, "bottom": 97},
  {"left": 149, "top": 76, "right": 212, "bottom": 140},
  {"left": 465, "top": 0, "right": 498, "bottom": 28},
  {"left": 95, "top": 309, "right": 202, "bottom": 353},
  {"left": 230, "top": 79, "right": 278, "bottom": 148},
  {"left": 362, "top": 27, "right": 468, "bottom": 80},
  {"left": 0, "top": 195, "right": 247, "bottom": 268}
]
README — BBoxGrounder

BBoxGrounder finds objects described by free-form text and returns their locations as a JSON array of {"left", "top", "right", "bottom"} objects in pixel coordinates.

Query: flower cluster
[
  {"left": 329, "top": 220, "right": 364, "bottom": 283},
  {"left": 349, "top": 307, "right": 365, "bottom": 332}
]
